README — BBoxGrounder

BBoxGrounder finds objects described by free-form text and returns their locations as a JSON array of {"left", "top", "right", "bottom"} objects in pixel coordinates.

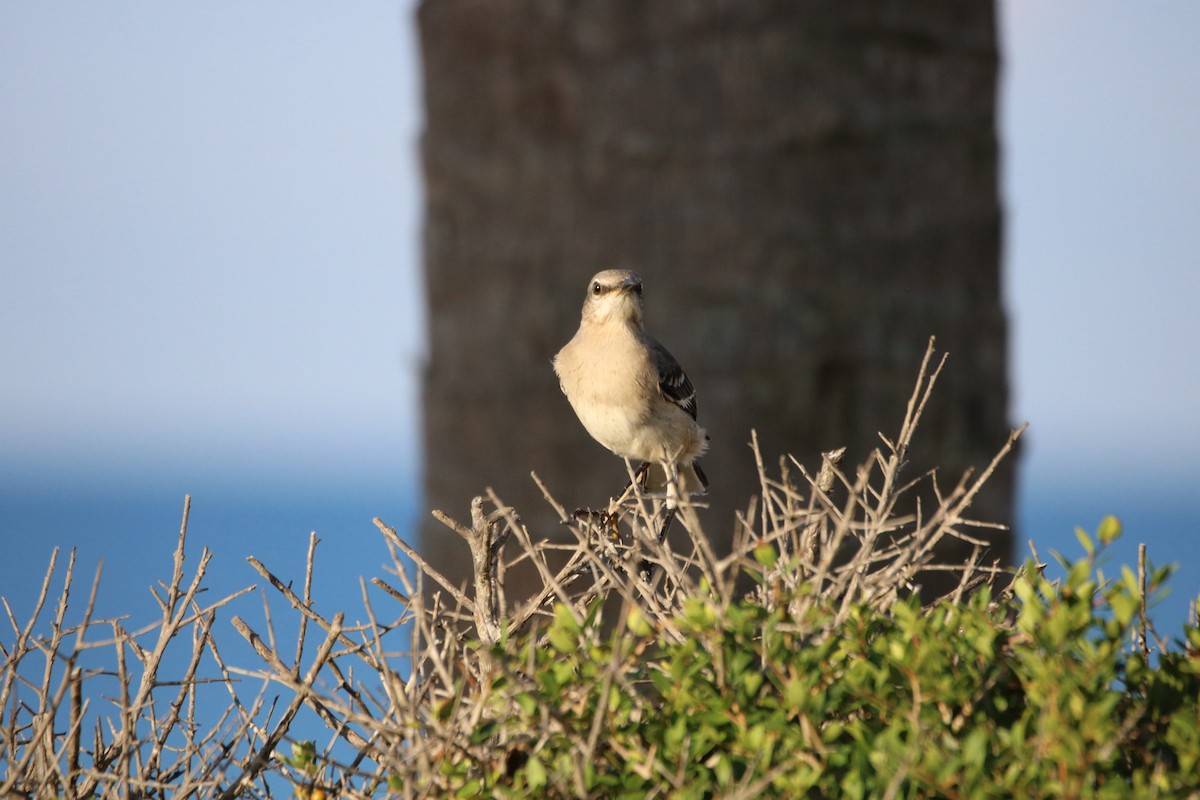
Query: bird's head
[{"left": 580, "top": 270, "right": 644, "bottom": 327}]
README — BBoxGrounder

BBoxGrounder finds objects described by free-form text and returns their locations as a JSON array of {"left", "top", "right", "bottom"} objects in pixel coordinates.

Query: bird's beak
[{"left": 620, "top": 276, "right": 642, "bottom": 293}]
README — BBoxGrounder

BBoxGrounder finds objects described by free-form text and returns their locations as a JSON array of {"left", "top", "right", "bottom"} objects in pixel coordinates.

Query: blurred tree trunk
[{"left": 418, "top": 1, "right": 1011, "bottom": 592}]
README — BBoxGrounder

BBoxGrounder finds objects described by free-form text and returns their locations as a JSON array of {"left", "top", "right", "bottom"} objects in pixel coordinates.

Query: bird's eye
[{"left": 591, "top": 282, "right": 602, "bottom": 295}]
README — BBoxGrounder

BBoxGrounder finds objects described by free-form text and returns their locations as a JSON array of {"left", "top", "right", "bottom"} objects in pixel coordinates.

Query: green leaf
[
  {"left": 714, "top": 752, "right": 734, "bottom": 786},
  {"left": 525, "top": 756, "right": 548, "bottom": 790},
  {"left": 681, "top": 597, "right": 718, "bottom": 631},
  {"left": 753, "top": 540, "right": 779, "bottom": 568},
  {"left": 549, "top": 604, "right": 580, "bottom": 653},
  {"left": 455, "top": 778, "right": 483, "bottom": 798},
  {"left": 516, "top": 692, "right": 538, "bottom": 717},
  {"left": 783, "top": 677, "right": 808, "bottom": 712},
  {"left": 1096, "top": 515, "right": 1122, "bottom": 545},
  {"left": 1074, "top": 527, "right": 1095, "bottom": 558},
  {"left": 665, "top": 716, "right": 688, "bottom": 748},
  {"left": 626, "top": 606, "right": 653, "bottom": 637},
  {"left": 288, "top": 740, "right": 316, "bottom": 771},
  {"left": 1110, "top": 590, "right": 1138, "bottom": 628},
  {"left": 841, "top": 770, "right": 865, "bottom": 800},
  {"left": 469, "top": 720, "right": 498, "bottom": 744},
  {"left": 1012, "top": 575, "right": 1034, "bottom": 604},
  {"left": 741, "top": 669, "right": 764, "bottom": 698}
]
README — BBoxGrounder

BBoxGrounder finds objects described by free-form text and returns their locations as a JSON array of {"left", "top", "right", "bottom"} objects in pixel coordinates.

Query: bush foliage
[
  {"left": 467, "top": 522, "right": 1199, "bottom": 799},
  {"left": 3, "top": 342, "right": 1198, "bottom": 798}
]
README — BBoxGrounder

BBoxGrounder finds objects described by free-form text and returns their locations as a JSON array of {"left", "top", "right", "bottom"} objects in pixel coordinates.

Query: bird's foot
[
  {"left": 569, "top": 507, "right": 624, "bottom": 548},
  {"left": 637, "top": 506, "right": 678, "bottom": 580}
]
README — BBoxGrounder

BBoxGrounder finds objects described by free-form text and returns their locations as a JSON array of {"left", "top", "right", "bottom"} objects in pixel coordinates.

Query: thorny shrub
[{"left": 3, "top": 342, "right": 1198, "bottom": 798}]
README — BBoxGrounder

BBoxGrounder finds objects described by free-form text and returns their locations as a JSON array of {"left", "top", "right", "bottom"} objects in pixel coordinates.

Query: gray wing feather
[{"left": 645, "top": 337, "right": 698, "bottom": 420}]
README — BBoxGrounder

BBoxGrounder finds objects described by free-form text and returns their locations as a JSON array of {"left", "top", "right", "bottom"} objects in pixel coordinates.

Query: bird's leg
[
  {"left": 638, "top": 506, "right": 677, "bottom": 581},
  {"left": 664, "top": 460, "right": 681, "bottom": 510},
  {"left": 567, "top": 507, "right": 626, "bottom": 579},
  {"left": 638, "top": 462, "right": 682, "bottom": 581},
  {"left": 573, "top": 459, "right": 644, "bottom": 524},
  {"left": 657, "top": 505, "right": 677, "bottom": 544},
  {"left": 621, "top": 461, "right": 652, "bottom": 495},
  {"left": 660, "top": 460, "right": 681, "bottom": 544}
]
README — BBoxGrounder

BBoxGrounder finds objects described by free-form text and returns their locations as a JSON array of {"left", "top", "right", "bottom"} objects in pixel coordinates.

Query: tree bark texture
[{"left": 418, "top": 1, "right": 1012, "bottom": 592}]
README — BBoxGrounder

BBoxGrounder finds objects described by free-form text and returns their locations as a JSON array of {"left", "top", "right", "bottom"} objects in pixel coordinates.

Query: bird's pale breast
[{"left": 554, "top": 325, "right": 704, "bottom": 464}]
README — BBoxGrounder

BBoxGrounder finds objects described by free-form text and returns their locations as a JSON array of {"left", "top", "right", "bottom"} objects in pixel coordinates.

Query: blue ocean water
[
  {"left": 2, "top": 474, "right": 1193, "bottom": 643},
  {"left": 1017, "top": 477, "right": 1199, "bottom": 641},
  {"left": 0, "top": 473, "right": 422, "bottom": 785},
  {"left": 0, "top": 470, "right": 1195, "bottom": 783},
  {"left": 0, "top": 478, "right": 419, "bottom": 630}
]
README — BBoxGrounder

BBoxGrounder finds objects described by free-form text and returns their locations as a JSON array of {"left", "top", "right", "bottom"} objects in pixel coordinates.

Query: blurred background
[{"left": 1, "top": 2, "right": 1197, "bottom": 639}]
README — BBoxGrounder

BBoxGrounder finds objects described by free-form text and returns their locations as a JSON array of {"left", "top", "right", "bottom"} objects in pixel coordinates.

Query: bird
[{"left": 553, "top": 270, "right": 708, "bottom": 506}]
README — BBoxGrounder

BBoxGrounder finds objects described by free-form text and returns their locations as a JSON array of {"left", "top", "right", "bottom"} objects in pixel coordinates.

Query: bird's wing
[{"left": 645, "top": 336, "right": 698, "bottom": 420}]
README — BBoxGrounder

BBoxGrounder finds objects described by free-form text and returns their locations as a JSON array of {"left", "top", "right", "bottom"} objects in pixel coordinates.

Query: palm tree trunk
[{"left": 418, "top": 1, "right": 1011, "bottom": 592}]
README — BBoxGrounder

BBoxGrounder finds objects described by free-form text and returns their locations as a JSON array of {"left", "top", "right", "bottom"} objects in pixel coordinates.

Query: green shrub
[
  {"left": 6, "top": 344, "right": 1196, "bottom": 799},
  {"left": 421, "top": 520, "right": 1199, "bottom": 799}
]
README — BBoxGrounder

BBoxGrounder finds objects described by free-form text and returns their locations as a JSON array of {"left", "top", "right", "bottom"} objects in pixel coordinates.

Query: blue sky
[
  {"left": 1003, "top": 2, "right": 1200, "bottom": 488},
  {"left": 1, "top": 3, "right": 1198, "bottom": 627},
  {"left": 0, "top": 2, "right": 424, "bottom": 495}
]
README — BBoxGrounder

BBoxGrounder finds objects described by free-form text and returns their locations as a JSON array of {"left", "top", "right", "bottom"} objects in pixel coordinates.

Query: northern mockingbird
[{"left": 553, "top": 270, "right": 709, "bottom": 504}]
